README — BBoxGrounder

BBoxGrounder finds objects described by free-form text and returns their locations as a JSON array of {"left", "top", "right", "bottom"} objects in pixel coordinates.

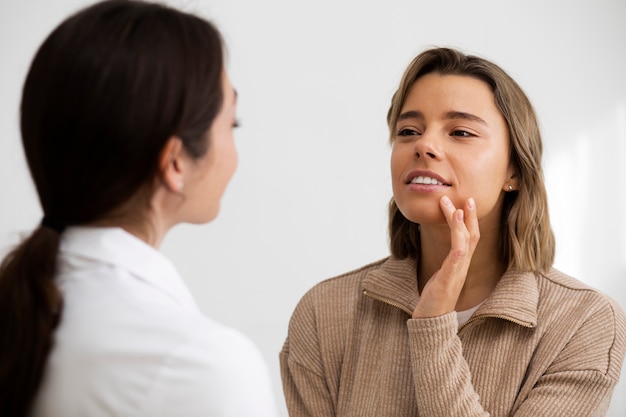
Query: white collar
[{"left": 59, "top": 226, "right": 198, "bottom": 311}]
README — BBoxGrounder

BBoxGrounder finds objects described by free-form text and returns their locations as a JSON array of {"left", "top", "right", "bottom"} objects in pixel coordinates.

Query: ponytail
[{"left": 0, "top": 225, "right": 63, "bottom": 417}]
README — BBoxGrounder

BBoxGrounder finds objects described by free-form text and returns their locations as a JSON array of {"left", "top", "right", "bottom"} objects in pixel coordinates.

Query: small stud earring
[{"left": 508, "top": 185, "right": 513, "bottom": 191}]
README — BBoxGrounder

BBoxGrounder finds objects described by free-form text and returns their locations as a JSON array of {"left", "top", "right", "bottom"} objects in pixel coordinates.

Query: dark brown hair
[
  {"left": 0, "top": 1, "right": 224, "bottom": 415},
  {"left": 387, "top": 47, "right": 555, "bottom": 272}
]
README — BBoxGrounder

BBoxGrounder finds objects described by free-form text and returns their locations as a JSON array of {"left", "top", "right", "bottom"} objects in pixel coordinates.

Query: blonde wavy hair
[{"left": 387, "top": 47, "right": 555, "bottom": 272}]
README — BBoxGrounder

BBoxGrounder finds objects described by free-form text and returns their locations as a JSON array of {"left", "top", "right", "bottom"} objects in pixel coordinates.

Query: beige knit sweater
[{"left": 280, "top": 257, "right": 626, "bottom": 416}]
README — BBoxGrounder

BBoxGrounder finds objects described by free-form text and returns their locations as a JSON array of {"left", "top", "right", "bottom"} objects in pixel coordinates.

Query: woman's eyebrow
[
  {"left": 444, "top": 110, "right": 487, "bottom": 126},
  {"left": 397, "top": 110, "right": 423, "bottom": 122},
  {"left": 397, "top": 110, "right": 487, "bottom": 126}
]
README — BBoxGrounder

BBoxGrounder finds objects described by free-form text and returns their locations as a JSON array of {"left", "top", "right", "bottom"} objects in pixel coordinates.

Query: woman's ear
[
  {"left": 158, "top": 136, "right": 185, "bottom": 192},
  {"left": 503, "top": 169, "right": 519, "bottom": 192}
]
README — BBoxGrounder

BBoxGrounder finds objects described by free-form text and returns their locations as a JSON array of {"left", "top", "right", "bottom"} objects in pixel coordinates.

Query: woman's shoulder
[
  {"left": 539, "top": 268, "right": 600, "bottom": 290},
  {"left": 536, "top": 268, "right": 626, "bottom": 347},
  {"left": 285, "top": 257, "right": 392, "bottom": 340},
  {"left": 299, "top": 257, "right": 389, "bottom": 305},
  {"left": 538, "top": 268, "right": 625, "bottom": 313},
  {"left": 283, "top": 258, "right": 391, "bottom": 370},
  {"left": 535, "top": 268, "right": 626, "bottom": 380}
]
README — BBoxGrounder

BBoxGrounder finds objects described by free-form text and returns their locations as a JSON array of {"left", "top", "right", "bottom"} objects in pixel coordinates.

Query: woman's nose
[{"left": 413, "top": 130, "right": 440, "bottom": 160}]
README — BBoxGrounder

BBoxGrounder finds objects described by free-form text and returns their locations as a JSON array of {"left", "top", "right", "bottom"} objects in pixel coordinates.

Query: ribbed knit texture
[{"left": 280, "top": 257, "right": 626, "bottom": 417}]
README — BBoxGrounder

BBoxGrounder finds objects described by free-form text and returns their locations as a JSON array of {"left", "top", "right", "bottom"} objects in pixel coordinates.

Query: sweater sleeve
[
  {"left": 280, "top": 293, "right": 337, "bottom": 417},
  {"left": 280, "top": 340, "right": 335, "bottom": 417},
  {"left": 407, "top": 312, "right": 490, "bottom": 417},
  {"left": 512, "top": 299, "right": 626, "bottom": 416}
]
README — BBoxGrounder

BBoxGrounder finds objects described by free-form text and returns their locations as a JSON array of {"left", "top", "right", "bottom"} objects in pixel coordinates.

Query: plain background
[{"left": 1, "top": 0, "right": 625, "bottom": 415}]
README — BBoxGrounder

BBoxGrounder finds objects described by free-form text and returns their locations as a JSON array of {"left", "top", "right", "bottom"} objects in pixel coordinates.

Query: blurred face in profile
[{"left": 182, "top": 72, "right": 239, "bottom": 224}]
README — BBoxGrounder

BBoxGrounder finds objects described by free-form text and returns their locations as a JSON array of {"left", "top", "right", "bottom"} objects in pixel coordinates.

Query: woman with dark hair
[
  {"left": 0, "top": 1, "right": 278, "bottom": 416},
  {"left": 280, "top": 47, "right": 626, "bottom": 416}
]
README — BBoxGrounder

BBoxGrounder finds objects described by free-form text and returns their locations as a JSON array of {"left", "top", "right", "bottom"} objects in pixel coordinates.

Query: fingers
[
  {"left": 463, "top": 197, "right": 480, "bottom": 252},
  {"left": 439, "top": 196, "right": 479, "bottom": 252},
  {"left": 439, "top": 197, "right": 474, "bottom": 256},
  {"left": 437, "top": 195, "right": 480, "bottom": 279},
  {"left": 412, "top": 196, "right": 481, "bottom": 318}
]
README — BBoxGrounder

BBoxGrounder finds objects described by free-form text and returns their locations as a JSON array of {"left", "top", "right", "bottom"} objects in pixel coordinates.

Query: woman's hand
[{"left": 412, "top": 196, "right": 480, "bottom": 319}]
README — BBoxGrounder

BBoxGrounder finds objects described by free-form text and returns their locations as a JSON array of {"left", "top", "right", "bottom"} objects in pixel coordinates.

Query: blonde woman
[{"left": 280, "top": 47, "right": 626, "bottom": 416}]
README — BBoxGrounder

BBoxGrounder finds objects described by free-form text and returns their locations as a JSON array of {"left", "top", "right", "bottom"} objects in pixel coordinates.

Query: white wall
[{"left": 1, "top": 0, "right": 625, "bottom": 415}]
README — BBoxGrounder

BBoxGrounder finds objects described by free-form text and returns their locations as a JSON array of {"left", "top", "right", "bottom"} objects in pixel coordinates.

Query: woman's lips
[{"left": 404, "top": 170, "right": 450, "bottom": 186}]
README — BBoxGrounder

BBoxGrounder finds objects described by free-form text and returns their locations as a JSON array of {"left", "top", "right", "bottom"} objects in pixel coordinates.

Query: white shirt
[
  {"left": 456, "top": 303, "right": 482, "bottom": 326},
  {"left": 33, "top": 227, "right": 278, "bottom": 417}
]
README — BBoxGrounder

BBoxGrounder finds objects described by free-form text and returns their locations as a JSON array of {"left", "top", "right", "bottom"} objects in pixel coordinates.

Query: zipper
[
  {"left": 362, "top": 290, "right": 413, "bottom": 316},
  {"left": 458, "top": 314, "right": 534, "bottom": 332}
]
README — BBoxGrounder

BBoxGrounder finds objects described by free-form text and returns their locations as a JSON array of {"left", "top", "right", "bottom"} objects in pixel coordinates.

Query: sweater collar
[{"left": 362, "top": 257, "right": 538, "bottom": 328}]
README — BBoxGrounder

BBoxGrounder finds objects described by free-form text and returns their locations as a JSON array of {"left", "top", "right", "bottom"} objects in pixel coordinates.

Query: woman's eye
[
  {"left": 451, "top": 130, "right": 473, "bottom": 137},
  {"left": 397, "top": 128, "right": 419, "bottom": 137}
]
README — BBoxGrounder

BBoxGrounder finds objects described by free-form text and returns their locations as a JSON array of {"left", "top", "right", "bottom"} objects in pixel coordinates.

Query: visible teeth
[{"left": 411, "top": 176, "right": 443, "bottom": 185}]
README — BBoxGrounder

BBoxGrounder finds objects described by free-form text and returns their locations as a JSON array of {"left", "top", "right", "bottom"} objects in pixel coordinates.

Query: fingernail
[
  {"left": 457, "top": 210, "right": 464, "bottom": 221},
  {"left": 442, "top": 196, "right": 451, "bottom": 206},
  {"left": 468, "top": 198, "right": 475, "bottom": 209}
]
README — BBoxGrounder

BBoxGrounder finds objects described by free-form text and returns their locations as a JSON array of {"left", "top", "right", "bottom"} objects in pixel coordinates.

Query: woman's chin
[{"left": 397, "top": 205, "right": 446, "bottom": 226}]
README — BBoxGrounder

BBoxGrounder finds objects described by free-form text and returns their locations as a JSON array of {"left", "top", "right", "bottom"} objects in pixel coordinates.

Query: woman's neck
[
  {"left": 86, "top": 187, "right": 170, "bottom": 249},
  {"left": 417, "top": 223, "right": 506, "bottom": 311}
]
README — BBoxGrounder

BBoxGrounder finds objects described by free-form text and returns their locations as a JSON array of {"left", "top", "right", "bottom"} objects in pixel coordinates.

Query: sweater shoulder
[
  {"left": 537, "top": 268, "right": 626, "bottom": 341},
  {"left": 540, "top": 268, "right": 597, "bottom": 291},
  {"left": 539, "top": 268, "right": 624, "bottom": 311},
  {"left": 304, "top": 257, "right": 389, "bottom": 301},
  {"left": 284, "top": 258, "right": 390, "bottom": 371},
  {"left": 536, "top": 268, "right": 626, "bottom": 379},
  {"left": 289, "top": 257, "right": 389, "bottom": 322}
]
